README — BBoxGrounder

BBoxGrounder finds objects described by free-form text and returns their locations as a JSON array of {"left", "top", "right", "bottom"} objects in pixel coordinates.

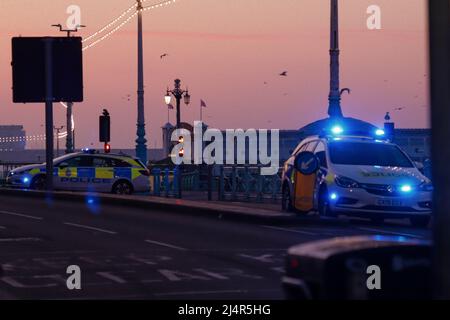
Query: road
[{"left": 0, "top": 194, "right": 431, "bottom": 300}]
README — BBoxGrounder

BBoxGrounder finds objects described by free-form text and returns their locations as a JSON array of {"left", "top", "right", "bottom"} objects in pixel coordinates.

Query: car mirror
[{"left": 294, "top": 151, "right": 320, "bottom": 175}]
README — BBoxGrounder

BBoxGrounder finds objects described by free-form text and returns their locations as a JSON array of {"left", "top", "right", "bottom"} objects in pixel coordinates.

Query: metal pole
[
  {"left": 429, "top": 0, "right": 450, "bottom": 299},
  {"left": 176, "top": 96, "right": 181, "bottom": 129},
  {"left": 44, "top": 38, "right": 54, "bottom": 191},
  {"left": 135, "top": 0, "right": 148, "bottom": 164},
  {"left": 66, "top": 102, "right": 73, "bottom": 153},
  {"left": 328, "top": 0, "right": 343, "bottom": 118}
]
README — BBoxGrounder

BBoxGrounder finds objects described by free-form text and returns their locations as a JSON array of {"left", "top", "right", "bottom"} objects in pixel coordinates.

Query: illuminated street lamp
[{"left": 165, "top": 79, "right": 190, "bottom": 129}]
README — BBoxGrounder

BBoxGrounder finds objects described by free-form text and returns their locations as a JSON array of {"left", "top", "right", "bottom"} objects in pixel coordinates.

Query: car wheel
[
  {"left": 282, "top": 185, "right": 293, "bottom": 212},
  {"left": 30, "top": 175, "right": 46, "bottom": 190},
  {"left": 112, "top": 181, "right": 133, "bottom": 195},
  {"left": 318, "top": 187, "right": 337, "bottom": 218},
  {"left": 410, "top": 216, "right": 430, "bottom": 228}
]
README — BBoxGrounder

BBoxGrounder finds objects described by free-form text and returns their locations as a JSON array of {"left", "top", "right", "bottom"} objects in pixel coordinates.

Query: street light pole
[
  {"left": 165, "top": 79, "right": 191, "bottom": 129},
  {"left": 429, "top": 0, "right": 450, "bottom": 299},
  {"left": 54, "top": 126, "right": 64, "bottom": 157},
  {"left": 165, "top": 79, "right": 191, "bottom": 199},
  {"left": 51, "top": 24, "right": 84, "bottom": 154},
  {"left": 135, "top": 0, "right": 148, "bottom": 164}
]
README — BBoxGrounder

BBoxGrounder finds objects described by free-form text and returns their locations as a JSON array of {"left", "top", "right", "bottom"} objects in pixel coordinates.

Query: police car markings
[
  {"left": 63, "top": 222, "right": 117, "bottom": 235},
  {"left": 356, "top": 227, "right": 424, "bottom": 239},
  {"left": 261, "top": 225, "right": 318, "bottom": 236},
  {"left": 145, "top": 239, "right": 187, "bottom": 251},
  {"left": 0, "top": 210, "right": 43, "bottom": 221}
]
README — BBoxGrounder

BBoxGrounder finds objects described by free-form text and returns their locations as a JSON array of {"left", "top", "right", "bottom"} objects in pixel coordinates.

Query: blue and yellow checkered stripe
[{"left": 32, "top": 167, "right": 141, "bottom": 180}]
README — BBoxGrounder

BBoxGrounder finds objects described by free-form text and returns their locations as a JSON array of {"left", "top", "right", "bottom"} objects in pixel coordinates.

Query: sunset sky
[{"left": 0, "top": 0, "right": 429, "bottom": 149}]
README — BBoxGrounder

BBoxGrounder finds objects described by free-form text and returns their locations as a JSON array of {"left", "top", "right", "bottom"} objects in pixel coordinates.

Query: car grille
[{"left": 360, "top": 183, "right": 408, "bottom": 197}]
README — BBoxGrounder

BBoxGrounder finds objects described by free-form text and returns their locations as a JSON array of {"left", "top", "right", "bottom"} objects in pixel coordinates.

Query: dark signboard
[{"left": 12, "top": 37, "right": 83, "bottom": 103}]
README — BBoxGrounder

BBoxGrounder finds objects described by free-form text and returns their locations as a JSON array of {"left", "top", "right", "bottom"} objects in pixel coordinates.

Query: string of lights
[
  {"left": 82, "top": 0, "right": 178, "bottom": 51},
  {"left": 0, "top": 0, "right": 180, "bottom": 146}
]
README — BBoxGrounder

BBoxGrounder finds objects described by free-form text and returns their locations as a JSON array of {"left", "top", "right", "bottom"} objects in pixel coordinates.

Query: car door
[
  {"left": 312, "top": 141, "right": 329, "bottom": 208},
  {"left": 55, "top": 155, "right": 93, "bottom": 191},
  {"left": 293, "top": 141, "right": 318, "bottom": 212},
  {"left": 91, "top": 156, "right": 115, "bottom": 192}
]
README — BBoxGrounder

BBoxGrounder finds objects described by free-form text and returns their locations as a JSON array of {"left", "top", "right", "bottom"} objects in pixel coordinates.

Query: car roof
[
  {"left": 301, "top": 135, "right": 395, "bottom": 146},
  {"left": 56, "top": 152, "right": 139, "bottom": 161}
]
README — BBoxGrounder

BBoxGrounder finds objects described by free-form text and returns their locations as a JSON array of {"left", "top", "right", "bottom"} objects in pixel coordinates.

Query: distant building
[{"left": 0, "top": 125, "right": 26, "bottom": 152}]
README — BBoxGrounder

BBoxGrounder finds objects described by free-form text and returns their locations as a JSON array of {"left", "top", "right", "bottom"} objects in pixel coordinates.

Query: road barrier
[{"left": 149, "top": 165, "right": 282, "bottom": 202}]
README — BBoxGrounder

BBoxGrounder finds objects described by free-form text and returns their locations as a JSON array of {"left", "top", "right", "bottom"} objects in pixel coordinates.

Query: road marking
[
  {"left": 0, "top": 237, "right": 41, "bottom": 242},
  {"left": 154, "top": 289, "right": 247, "bottom": 297},
  {"left": 261, "top": 225, "right": 318, "bottom": 236},
  {"left": 0, "top": 210, "right": 43, "bottom": 221},
  {"left": 97, "top": 272, "right": 127, "bottom": 284},
  {"left": 357, "top": 227, "right": 424, "bottom": 239},
  {"left": 145, "top": 239, "right": 187, "bottom": 251},
  {"left": 0, "top": 226, "right": 6, "bottom": 229},
  {"left": 64, "top": 222, "right": 117, "bottom": 235}
]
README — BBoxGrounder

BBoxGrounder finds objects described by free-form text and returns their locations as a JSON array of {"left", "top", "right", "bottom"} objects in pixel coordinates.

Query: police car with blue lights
[
  {"left": 5, "top": 149, "right": 150, "bottom": 194},
  {"left": 281, "top": 126, "right": 433, "bottom": 227}
]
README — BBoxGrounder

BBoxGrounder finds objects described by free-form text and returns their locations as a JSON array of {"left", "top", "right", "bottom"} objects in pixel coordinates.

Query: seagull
[
  {"left": 394, "top": 107, "right": 405, "bottom": 111},
  {"left": 160, "top": 53, "right": 169, "bottom": 59},
  {"left": 279, "top": 71, "right": 288, "bottom": 77}
]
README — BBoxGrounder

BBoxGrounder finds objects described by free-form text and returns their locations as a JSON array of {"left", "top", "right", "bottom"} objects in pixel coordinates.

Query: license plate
[{"left": 376, "top": 199, "right": 404, "bottom": 207}]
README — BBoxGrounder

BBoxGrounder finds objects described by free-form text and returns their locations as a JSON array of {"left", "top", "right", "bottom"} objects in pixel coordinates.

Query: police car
[
  {"left": 5, "top": 150, "right": 150, "bottom": 194},
  {"left": 281, "top": 127, "right": 433, "bottom": 227}
]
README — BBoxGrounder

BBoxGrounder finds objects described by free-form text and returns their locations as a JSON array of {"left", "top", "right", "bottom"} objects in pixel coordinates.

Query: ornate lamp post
[{"left": 165, "top": 79, "right": 191, "bottom": 129}]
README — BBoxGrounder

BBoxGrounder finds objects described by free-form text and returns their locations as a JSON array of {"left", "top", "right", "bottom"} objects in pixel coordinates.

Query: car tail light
[{"left": 139, "top": 170, "right": 150, "bottom": 176}]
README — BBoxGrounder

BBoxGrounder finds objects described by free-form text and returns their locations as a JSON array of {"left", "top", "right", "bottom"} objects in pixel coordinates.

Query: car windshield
[{"left": 329, "top": 141, "right": 414, "bottom": 167}]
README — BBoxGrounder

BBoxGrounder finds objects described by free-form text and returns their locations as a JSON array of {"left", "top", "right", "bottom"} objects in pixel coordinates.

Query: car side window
[
  {"left": 92, "top": 157, "right": 110, "bottom": 168},
  {"left": 306, "top": 141, "right": 318, "bottom": 152},
  {"left": 60, "top": 156, "right": 91, "bottom": 167},
  {"left": 110, "top": 158, "right": 132, "bottom": 168},
  {"left": 314, "top": 142, "right": 328, "bottom": 168}
]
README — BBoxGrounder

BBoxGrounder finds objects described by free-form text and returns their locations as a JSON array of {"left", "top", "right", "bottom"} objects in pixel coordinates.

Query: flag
[
  {"left": 167, "top": 104, "right": 174, "bottom": 110},
  {"left": 200, "top": 99, "right": 207, "bottom": 108}
]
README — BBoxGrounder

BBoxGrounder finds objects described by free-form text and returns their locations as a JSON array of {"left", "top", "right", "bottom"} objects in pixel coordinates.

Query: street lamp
[{"left": 165, "top": 79, "right": 190, "bottom": 129}]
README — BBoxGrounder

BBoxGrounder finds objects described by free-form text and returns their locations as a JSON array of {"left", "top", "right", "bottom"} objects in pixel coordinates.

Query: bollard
[
  {"left": 271, "top": 174, "right": 278, "bottom": 202},
  {"left": 207, "top": 165, "right": 213, "bottom": 201},
  {"left": 164, "top": 168, "right": 170, "bottom": 197},
  {"left": 153, "top": 168, "right": 161, "bottom": 196},
  {"left": 231, "top": 166, "right": 237, "bottom": 201},
  {"left": 244, "top": 166, "right": 250, "bottom": 201},
  {"left": 173, "top": 166, "right": 180, "bottom": 199},
  {"left": 218, "top": 165, "right": 225, "bottom": 201},
  {"left": 256, "top": 173, "right": 263, "bottom": 203}
]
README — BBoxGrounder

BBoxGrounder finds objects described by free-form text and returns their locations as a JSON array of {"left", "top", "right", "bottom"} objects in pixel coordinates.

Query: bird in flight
[
  {"left": 394, "top": 107, "right": 405, "bottom": 111},
  {"left": 160, "top": 53, "right": 169, "bottom": 59},
  {"left": 279, "top": 71, "right": 288, "bottom": 77}
]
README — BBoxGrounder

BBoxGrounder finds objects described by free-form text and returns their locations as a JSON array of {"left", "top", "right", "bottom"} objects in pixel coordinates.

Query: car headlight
[
  {"left": 335, "top": 175, "right": 360, "bottom": 188},
  {"left": 418, "top": 182, "right": 434, "bottom": 192}
]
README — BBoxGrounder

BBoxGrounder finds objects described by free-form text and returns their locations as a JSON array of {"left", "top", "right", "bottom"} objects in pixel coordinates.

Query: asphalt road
[{"left": 0, "top": 194, "right": 431, "bottom": 300}]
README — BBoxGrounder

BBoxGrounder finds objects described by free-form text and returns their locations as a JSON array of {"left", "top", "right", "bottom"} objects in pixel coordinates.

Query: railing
[{"left": 149, "top": 165, "right": 282, "bottom": 202}]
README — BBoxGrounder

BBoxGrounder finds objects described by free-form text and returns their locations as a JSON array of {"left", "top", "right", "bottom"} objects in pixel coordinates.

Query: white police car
[
  {"left": 281, "top": 129, "right": 433, "bottom": 227},
  {"left": 6, "top": 150, "right": 150, "bottom": 195}
]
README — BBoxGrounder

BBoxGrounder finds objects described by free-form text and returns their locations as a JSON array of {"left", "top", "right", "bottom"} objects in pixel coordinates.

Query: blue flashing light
[
  {"left": 330, "top": 193, "right": 338, "bottom": 201},
  {"left": 23, "top": 177, "right": 30, "bottom": 184},
  {"left": 331, "top": 126, "right": 344, "bottom": 135},
  {"left": 375, "top": 129, "right": 385, "bottom": 136},
  {"left": 400, "top": 185, "right": 412, "bottom": 193}
]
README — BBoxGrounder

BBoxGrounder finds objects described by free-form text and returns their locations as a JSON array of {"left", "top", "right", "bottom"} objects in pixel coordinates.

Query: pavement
[{"left": 0, "top": 189, "right": 431, "bottom": 300}]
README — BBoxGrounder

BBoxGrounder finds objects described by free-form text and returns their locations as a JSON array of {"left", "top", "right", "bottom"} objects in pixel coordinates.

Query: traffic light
[
  {"left": 104, "top": 143, "right": 111, "bottom": 154},
  {"left": 99, "top": 109, "right": 110, "bottom": 143}
]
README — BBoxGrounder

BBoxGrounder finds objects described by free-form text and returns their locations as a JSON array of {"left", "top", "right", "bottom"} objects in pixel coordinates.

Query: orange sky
[{"left": 0, "top": 0, "right": 429, "bottom": 149}]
